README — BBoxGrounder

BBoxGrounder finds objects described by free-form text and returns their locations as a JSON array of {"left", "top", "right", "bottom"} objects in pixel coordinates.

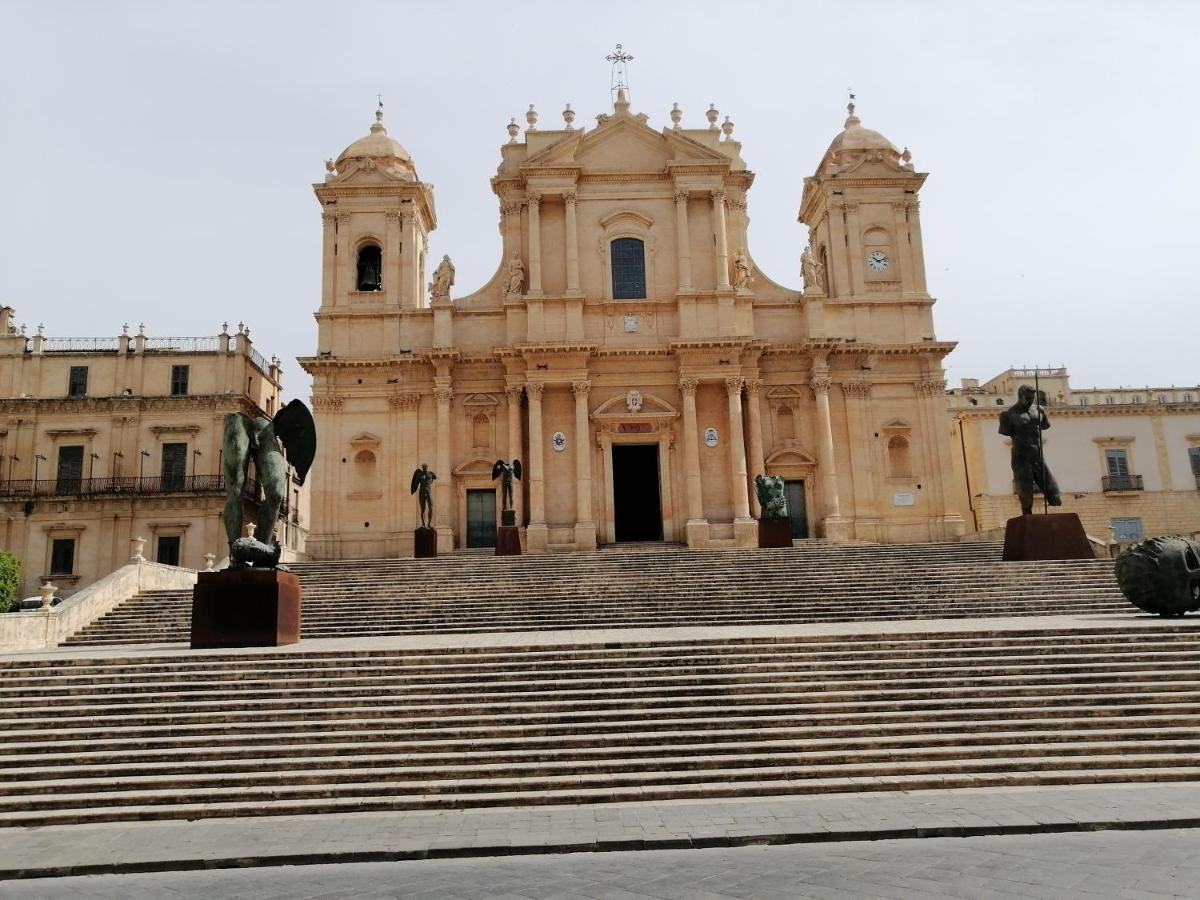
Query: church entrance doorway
[
  {"left": 785, "top": 479, "right": 809, "bottom": 539},
  {"left": 465, "top": 489, "right": 497, "bottom": 548},
  {"left": 612, "top": 444, "right": 663, "bottom": 542}
]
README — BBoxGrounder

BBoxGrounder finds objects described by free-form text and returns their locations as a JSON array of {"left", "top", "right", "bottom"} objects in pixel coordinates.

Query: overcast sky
[{"left": 1, "top": 0, "right": 1197, "bottom": 398}]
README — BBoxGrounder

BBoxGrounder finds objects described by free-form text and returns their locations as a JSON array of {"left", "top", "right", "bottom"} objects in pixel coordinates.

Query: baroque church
[{"left": 300, "top": 90, "right": 964, "bottom": 558}]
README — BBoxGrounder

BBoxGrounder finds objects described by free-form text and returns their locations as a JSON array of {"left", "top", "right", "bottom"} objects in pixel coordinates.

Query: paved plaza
[{"left": 8, "top": 826, "right": 1200, "bottom": 899}]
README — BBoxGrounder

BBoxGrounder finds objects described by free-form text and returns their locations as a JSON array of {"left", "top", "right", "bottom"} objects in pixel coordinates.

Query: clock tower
[{"left": 799, "top": 102, "right": 930, "bottom": 316}]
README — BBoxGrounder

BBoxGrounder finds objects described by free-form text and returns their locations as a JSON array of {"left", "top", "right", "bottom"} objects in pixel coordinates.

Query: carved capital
[
  {"left": 678, "top": 377, "right": 700, "bottom": 397},
  {"left": 524, "top": 382, "right": 544, "bottom": 400},
  {"left": 321, "top": 212, "right": 337, "bottom": 226},
  {"left": 500, "top": 202, "right": 521, "bottom": 219},
  {"left": 844, "top": 202, "right": 860, "bottom": 213},
  {"left": 724, "top": 376, "right": 745, "bottom": 396},
  {"left": 335, "top": 212, "right": 352, "bottom": 225},
  {"left": 673, "top": 189, "right": 689, "bottom": 204},
  {"left": 727, "top": 197, "right": 748, "bottom": 212},
  {"left": 390, "top": 392, "right": 420, "bottom": 410},
  {"left": 810, "top": 377, "right": 832, "bottom": 397},
  {"left": 571, "top": 380, "right": 591, "bottom": 397},
  {"left": 504, "top": 385, "right": 524, "bottom": 402},
  {"left": 433, "top": 385, "right": 454, "bottom": 404},
  {"left": 710, "top": 189, "right": 725, "bottom": 204},
  {"left": 843, "top": 380, "right": 872, "bottom": 399},
  {"left": 914, "top": 378, "right": 947, "bottom": 398},
  {"left": 744, "top": 378, "right": 763, "bottom": 396},
  {"left": 528, "top": 193, "right": 542, "bottom": 210},
  {"left": 312, "top": 395, "right": 344, "bottom": 412},
  {"left": 385, "top": 210, "right": 402, "bottom": 223},
  {"left": 562, "top": 191, "right": 577, "bottom": 207},
  {"left": 891, "top": 201, "right": 907, "bottom": 213}
]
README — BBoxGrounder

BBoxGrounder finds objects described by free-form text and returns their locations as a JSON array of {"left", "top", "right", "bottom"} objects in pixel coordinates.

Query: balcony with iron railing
[
  {"left": 0, "top": 474, "right": 294, "bottom": 519},
  {"left": 1102, "top": 473, "right": 1144, "bottom": 492}
]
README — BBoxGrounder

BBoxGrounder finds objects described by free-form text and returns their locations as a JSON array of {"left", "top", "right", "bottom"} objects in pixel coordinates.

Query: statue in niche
[
  {"left": 410, "top": 464, "right": 437, "bottom": 528},
  {"left": 491, "top": 459, "right": 522, "bottom": 511},
  {"left": 505, "top": 255, "right": 525, "bottom": 298},
  {"left": 429, "top": 254, "right": 455, "bottom": 299},
  {"left": 801, "top": 244, "right": 826, "bottom": 293},
  {"left": 733, "top": 249, "right": 754, "bottom": 291},
  {"left": 998, "top": 385, "right": 1062, "bottom": 515},
  {"left": 222, "top": 400, "right": 316, "bottom": 568},
  {"left": 754, "top": 474, "right": 789, "bottom": 519}
]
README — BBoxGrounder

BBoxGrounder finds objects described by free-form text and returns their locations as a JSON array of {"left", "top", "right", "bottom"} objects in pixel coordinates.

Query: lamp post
[
  {"left": 7, "top": 455, "right": 18, "bottom": 482},
  {"left": 191, "top": 448, "right": 202, "bottom": 478},
  {"left": 33, "top": 453, "right": 46, "bottom": 487},
  {"left": 138, "top": 449, "right": 150, "bottom": 483},
  {"left": 89, "top": 452, "right": 100, "bottom": 480},
  {"left": 112, "top": 451, "right": 124, "bottom": 480}
]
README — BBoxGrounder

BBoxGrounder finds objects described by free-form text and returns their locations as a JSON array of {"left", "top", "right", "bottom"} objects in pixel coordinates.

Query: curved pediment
[
  {"left": 766, "top": 443, "right": 818, "bottom": 468},
  {"left": 349, "top": 432, "right": 382, "bottom": 447},
  {"left": 452, "top": 456, "right": 499, "bottom": 477},
  {"left": 592, "top": 390, "right": 678, "bottom": 419}
]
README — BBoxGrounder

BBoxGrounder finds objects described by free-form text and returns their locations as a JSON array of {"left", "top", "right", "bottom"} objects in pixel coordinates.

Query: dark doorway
[
  {"left": 161, "top": 443, "right": 187, "bottom": 491},
  {"left": 612, "top": 444, "right": 663, "bottom": 542},
  {"left": 56, "top": 446, "right": 84, "bottom": 494},
  {"left": 157, "top": 535, "right": 181, "bottom": 567},
  {"left": 784, "top": 479, "right": 809, "bottom": 539},
  {"left": 466, "top": 489, "right": 497, "bottom": 548}
]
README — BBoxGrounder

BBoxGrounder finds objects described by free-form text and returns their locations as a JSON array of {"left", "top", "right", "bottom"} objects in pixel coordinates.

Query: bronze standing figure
[
  {"left": 410, "top": 463, "right": 437, "bottom": 528},
  {"left": 998, "top": 384, "right": 1061, "bottom": 515},
  {"left": 492, "top": 459, "right": 522, "bottom": 511}
]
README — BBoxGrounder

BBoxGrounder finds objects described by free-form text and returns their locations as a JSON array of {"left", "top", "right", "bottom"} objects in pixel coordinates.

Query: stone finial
[
  {"left": 526, "top": 104, "right": 538, "bottom": 131},
  {"left": 670, "top": 102, "right": 682, "bottom": 129},
  {"left": 562, "top": 103, "right": 575, "bottom": 130},
  {"left": 39, "top": 582, "right": 56, "bottom": 610},
  {"left": 137, "top": 322, "right": 146, "bottom": 336},
  {"left": 845, "top": 99, "right": 861, "bottom": 127},
  {"left": 203, "top": 553, "right": 216, "bottom": 572},
  {"left": 245, "top": 522, "right": 257, "bottom": 539},
  {"left": 901, "top": 146, "right": 913, "bottom": 169},
  {"left": 122, "top": 323, "right": 129, "bottom": 335},
  {"left": 324, "top": 158, "right": 336, "bottom": 173},
  {"left": 130, "top": 536, "right": 146, "bottom": 562},
  {"left": 36, "top": 323, "right": 44, "bottom": 336},
  {"left": 706, "top": 104, "right": 719, "bottom": 130},
  {"left": 238, "top": 321, "right": 245, "bottom": 334},
  {"left": 506, "top": 118, "right": 519, "bottom": 142},
  {"left": 243, "top": 326, "right": 251, "bottom": 339},
  {"left": 221, "top": 321, "right": 229, "bottom": 334},
  {"left": 721, "top": 116, "right": 734, "bottom": 140},
  {"left": 614, "top": 88, "right": 630, "bottom": 115},
  {"left": 18, "top": 323, "right": 26, "bottom": 335}
]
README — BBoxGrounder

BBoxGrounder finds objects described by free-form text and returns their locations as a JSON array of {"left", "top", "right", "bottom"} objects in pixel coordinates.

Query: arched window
[
  {"left": 610, "top": 238, "right": 646, "bottom": 299},
  {"left": 355, "top": 244, "right": 382, "bottom": 292},
  {"left": 887, "top": 436, "right": 912, "bottom": 478}
]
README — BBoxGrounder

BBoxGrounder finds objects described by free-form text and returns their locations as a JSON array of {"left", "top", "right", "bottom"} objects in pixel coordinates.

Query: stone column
[
  {"left": 434, "top": 381, "right": 454, "bottom": 551},
  {"left": 711, "top": 190, "right": 731, "bottom": 290},
  {"left": 321, "top": 212, "right": 337, "bottom": 308},
  {"left": 525, "top": 382, "right": 548, "bottom": 551},
  {"left": 811, "top": 366, "right": 849, "bottom": 540},
  {"left": 844, "top": 202, "right": 866, "bottom": 295},
  {"left": 504, "top": 385, "right": 525, "bottom": 526},
  {"left": 842, "top": 380, "right": 878, "bottom": 541},
  {"left": 725, "top": 377, "right": 755, "bottom": 546},
  {"left": 916, "top": 374, "right": 963, "bottom": 539},
  {"left": 744, "top": 378, "right": 766, "bottom": 517},
  {"left": 564, "top": 191, "right": 580, "bottom": 295},
  {"left": 384, "top": 210, "right": 401, "bottom": 305},
  {"left": 527, "top": 194, "right": 543, "bottom": 297},
  {"left": 572, "top": 380, "right": 595, "bottom": 549},
  {"left": 906, "top": 199, "right": 929, "bottom": 293},
  {"left": 674, "top": 190, "right": 692, "bottom": 291},
  {"left": 334, "top": 212, "right": 351, "bottom": 304},
  {"left": 679, "top": 377, "right": 708, "bottom": 547}
]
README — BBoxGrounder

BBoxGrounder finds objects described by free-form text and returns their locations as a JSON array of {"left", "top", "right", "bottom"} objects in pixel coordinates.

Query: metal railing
[
  {"left": 0, "top": 475, "right": 291, "bottom": 517},
  {"left": 1102, "top": 474, "right": 1144, "bottom": 492},
  {"left": 143, "top": 336, "right": 221, "bottom": 352}
]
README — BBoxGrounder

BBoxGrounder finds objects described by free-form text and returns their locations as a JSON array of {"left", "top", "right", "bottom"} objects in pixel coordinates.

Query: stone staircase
[
  {"left": 63, "top": 542, "right": 1128, "bottom": 646},
  {"left": 2, "top": 624, "right": 1199, "bottom": 826}
]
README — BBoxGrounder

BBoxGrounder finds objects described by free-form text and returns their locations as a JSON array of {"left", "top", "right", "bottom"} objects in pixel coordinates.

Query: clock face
[{"left": 867, "top": 250, "right": 890, "bottom": 272}]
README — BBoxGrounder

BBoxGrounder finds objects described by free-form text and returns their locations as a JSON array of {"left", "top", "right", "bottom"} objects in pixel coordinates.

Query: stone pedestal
[
  {"left": 733, "top": 517, "right": 758, "bottom": 548},
  {"left": 190, "top": 568, "right": 301, "bottom": 649},
  {"left": 496, "top": 525, "right": 522, "bottom": 556},
  {"left": 758, "top": 517, "right": 793, "bottom": 548},
  {"left": 414, "top": 526, "right": 438, "bottom": 558},
  {"left": 684, "top": 519, "right": 710, "bottom": 549},
  {"left": 818, "top": 516, "right": 853, "bottom": 542},
  {"left": 1002, "top": 513, "right": 1093, "bottom": 561}
]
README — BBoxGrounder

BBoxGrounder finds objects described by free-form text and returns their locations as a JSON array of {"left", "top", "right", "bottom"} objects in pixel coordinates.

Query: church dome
[
  {"left": 331, "top": 104, "right": 417, "bottom": 179},
  {"left": 824, "top": 103, "right": 898, "bottom": 155}
]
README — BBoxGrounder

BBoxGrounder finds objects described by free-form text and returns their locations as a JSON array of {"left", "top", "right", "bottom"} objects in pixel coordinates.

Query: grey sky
[{"left": 1, "top": 0, "right": 1197, "bottom": 398}]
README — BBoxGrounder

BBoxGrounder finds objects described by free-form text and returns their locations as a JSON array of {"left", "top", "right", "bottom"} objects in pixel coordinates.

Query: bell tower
[
  {"left": 799, "top": 102, "right": 929, "bottom": 308},
  {"left": 313, "top": 103, "right": 437, "bottom": 358}
]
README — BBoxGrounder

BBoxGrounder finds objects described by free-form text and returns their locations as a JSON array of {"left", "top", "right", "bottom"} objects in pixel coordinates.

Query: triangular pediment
[
  {"left": 461, "top": 392, "right": 499, "bottom": 408},
  {"left": 593, "top": 390, "right": 678, "bottom": 418},
  {"left": 766, "top": 385, "right": 804, "bottom": 399}
]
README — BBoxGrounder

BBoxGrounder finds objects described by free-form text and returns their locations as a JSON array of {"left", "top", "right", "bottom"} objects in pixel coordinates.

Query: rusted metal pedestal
[
  {"left": 1002, "top": 513, "right": 1093, "bottom": 561},
  {"left": 190, "top": 568, "right": 301, "bottom": 649}
]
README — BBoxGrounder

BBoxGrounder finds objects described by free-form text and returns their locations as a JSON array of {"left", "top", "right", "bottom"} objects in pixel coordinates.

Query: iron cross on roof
[{"left": 606, "top": 43, "right": 633, "bottom": 95}]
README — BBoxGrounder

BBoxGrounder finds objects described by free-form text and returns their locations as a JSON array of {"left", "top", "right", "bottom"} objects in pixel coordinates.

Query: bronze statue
[
  {"left": 491, "top": 459, "right": 522, "bottom": 511},
  {"left": 998, "top": 384, "right": 1061, "bottom": 515},
  {"left": 754, "top": 474, "right": 788, "bottom": 518},
  {"left": 1116, "top": 536, "right": 1200, "bottom": 616},
  {"left": 222, "top": 400, "right": 315, "bottom": 568},
  {"left": 410, "top": 463, "right": 437, "bottom": 528}
]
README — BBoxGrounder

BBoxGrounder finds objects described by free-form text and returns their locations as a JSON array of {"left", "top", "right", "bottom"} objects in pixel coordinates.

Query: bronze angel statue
[
  {"left": 492, "top": 458, "right": 522, "bottom": 511},
  {"left": 222, "top": 399, "right": 316, "bottom": 568},
  {"left": 410, "top": 463, "right": 437, "bottom": 528}
]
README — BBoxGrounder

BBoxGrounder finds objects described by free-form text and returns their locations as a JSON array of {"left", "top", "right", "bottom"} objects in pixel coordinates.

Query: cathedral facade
[{"left": 300, "top": 92, "right": 963, "bottom": 558}]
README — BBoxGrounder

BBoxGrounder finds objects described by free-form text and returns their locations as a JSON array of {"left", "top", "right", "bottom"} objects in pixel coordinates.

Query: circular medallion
[
  {"left": 704, "top": 427, "right": 719, "bottom": 447},
  {"left": 551, "top": 431, "right": 567, "bottom": 452}
]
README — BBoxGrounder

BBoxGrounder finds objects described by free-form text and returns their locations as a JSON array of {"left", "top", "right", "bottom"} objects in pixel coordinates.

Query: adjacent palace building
[
  {"left": 0, "top": 313, "right": 305, "bottom": 599},
  {"left": 300, "top": 93, "right": 965, "bottom": 558}
]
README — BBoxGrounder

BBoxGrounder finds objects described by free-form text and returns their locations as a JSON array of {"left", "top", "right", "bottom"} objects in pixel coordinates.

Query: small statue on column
[
  {"left": 429, "top": 255, "right": 455, "bottom": 300},
  {"left": 801, "top": 244, "right": 826, "bottom": 293},
  {"left": 504, "top": 255, "right": 525, "bottom": 298},
  {"left": 733, "top": 249, "right": 754, "bottom": 291}
]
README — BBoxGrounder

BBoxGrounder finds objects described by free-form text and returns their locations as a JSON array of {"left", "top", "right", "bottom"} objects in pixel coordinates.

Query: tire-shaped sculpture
[{"left": 1114, "top": 536, "right": 1200, "bottom": 616}]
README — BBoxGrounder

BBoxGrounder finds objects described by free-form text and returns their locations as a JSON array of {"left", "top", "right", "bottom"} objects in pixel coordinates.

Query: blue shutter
[{"left": 611, "top": 238, "right": 646, "bottom": 299}]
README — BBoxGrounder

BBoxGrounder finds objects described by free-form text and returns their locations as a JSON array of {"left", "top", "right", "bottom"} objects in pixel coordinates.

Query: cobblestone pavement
[{"left": 8, "top": 827, "right": 1200, "bottom": 899}]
